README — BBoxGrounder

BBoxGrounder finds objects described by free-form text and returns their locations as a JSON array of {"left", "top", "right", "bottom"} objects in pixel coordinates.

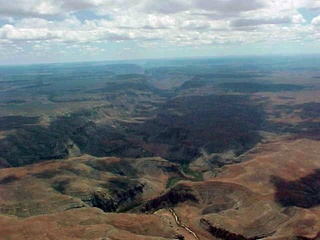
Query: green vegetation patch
[{"left": 166, "top": 163, "right": 203, "bottom": 188}]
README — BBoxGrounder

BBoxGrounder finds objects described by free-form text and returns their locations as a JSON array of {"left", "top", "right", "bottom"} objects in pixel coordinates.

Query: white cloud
[
  {"left": 195, "top": 0, "right": 265, "bottom": 13},
  {"left": 142, "top": 0, "right": 190, "bottom": 14},
  {"left": 312, "top": 15, "right": 320, "bottom": 25},
  {"left": 231, "top": 17, "right": 292, "bottom": 27},
  {"left": 0, "top": 0, "right": 319, "bottom": 61},
  {"left": 0, "top": 0, "right": 60, "bottom": 17},
  {"left": 0, "top": 24, "right": 54, "bottom": 41},
  {"left": 292, "top": 14, "right": 306, "bottom": 24}
]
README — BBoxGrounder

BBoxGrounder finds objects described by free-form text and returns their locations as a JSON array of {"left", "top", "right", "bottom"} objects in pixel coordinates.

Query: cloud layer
[{"left": 0, "top": 0, "right": 320, "bottom": 63}]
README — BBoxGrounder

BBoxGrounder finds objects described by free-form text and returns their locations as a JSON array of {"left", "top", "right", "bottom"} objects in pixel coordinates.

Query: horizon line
[{"left": 1, "top": 52, "right": 320, "bottom": 68}]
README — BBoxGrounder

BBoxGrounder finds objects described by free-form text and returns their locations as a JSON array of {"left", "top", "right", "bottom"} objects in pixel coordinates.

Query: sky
[{"left": 0, "top": 0, "right": 320, "bottom": 65}]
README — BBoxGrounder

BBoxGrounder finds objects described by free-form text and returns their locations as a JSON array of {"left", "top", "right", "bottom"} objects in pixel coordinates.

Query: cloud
[
  {"left": 0, "top": 17, "right": 137, "bottom": 44},
  {"left": 292, "top": 14, "right": 306, "bottom": 24},
  {"left": 0, "top": 0, "right": 319, "bottom": 63},
  {"left": 0, "top": 0, "right": 60, "bottom": 17},
  {"left": 194, "top": 0, "right": 265, "bottom": 13},
  {"left": 0, "top": 0, "right": 142, "bottom": 18},
  {"left": 142, "top": 0, "right": 190, "bottom": 14},
  {"left": 0, "top": 24, "right": 54, "bottom": 41},
  {"left": 311, "top": 15, "right": 320, "bottom": 25},
  {"left": 231, "top": 17, "right": 292, "bottom": 27},
  {"left": 143, "top": 0, "right": 266, "bottom": 15},
  {"left": 181, "top": 20, "right": 212, "bottom": 30}
]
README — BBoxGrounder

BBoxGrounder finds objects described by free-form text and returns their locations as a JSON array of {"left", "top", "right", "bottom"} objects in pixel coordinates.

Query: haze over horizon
[{"left": 1, "top": 0, "right": 320, "bottom": 65}]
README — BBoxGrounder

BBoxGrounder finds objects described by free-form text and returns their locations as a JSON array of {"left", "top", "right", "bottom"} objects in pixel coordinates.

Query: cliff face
[
  {"left": 200, "top": 219, "right": 262, "bottom": 240},
  {"left": 139, "top": 185, "right": 198, "bottom": 213},
  {"left": 86, "top": 183, "right": 144, "bottom": 212},
  {"left": 1, "top": 139, "right": 320, "bottom": 240},
  {"left": 297, "top": 232, "right": 320, "bottom": 240},
  {"left": 0, "top": 113, "right": 149, "bottom": 168},
  {"left": 0, "top": 93, "right": 265, "bottom": 168},
  {"left": 129, "top": 94, "right": 265, "bottom": 164},
  {"left": 0, "top": 156, "right": 179, "bottom": 218}
]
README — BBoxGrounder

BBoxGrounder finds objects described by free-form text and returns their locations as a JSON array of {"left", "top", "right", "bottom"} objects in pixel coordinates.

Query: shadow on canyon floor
[{"left": 271, "top": 169, "right": 320, "bottom": 208}]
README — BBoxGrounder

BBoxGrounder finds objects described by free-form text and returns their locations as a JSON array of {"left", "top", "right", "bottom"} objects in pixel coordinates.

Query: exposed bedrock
[
  {"left": 85, "top": 183, "right": 145, "bottom": 212},
  {"left": 200, "top": 219, "right": 271, "bottom": 240},
  {"left": 138, "top": 181, "right": 254, "bottom": 214},
  {"left": 50, "top": 177, "right": 145, "bottom": 213},
  {"left": 297, "top": 232, "right": 320, "bottom": 240},
  {"left": 192, "top": 182, "right": 253, "bottom": 207},
  {"left": 129, "top": 94, "right": 265, "bottom": 164},
  {"left": 139, "top": 185, "right": 198, "bottom": 213},
  {"left": 0, "top": 93, "right": 267, "bottom": 168},
  {"left": 0, "top": 112, "right": 146, "bottom": 167}
]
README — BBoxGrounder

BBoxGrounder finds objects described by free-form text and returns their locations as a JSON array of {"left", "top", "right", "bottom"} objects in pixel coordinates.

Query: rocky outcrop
[
  {"left": 0, "top": 109, "right": 146, "bottom": 167},
  {"left": 130, "top": 94, "right": 264, "bottom": 164},
  {"left": 200, "top": 219, "right": 272, "bottom": 240},
  {"left": 297, "top": 232, "right": 320, "bottom": 240},
  {"left": 139, "top": 185, "right": 198, "bottom": 213},
  {"left": 85, "top": 183, "right": 144, "bottom": 212}
]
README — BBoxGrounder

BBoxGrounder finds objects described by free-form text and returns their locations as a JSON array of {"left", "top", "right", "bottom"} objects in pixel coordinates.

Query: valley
[{"left": 0, "top": 57, "right": 320, "bottom": 239}]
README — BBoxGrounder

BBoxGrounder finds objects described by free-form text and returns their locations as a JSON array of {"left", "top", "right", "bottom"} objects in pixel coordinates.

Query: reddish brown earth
[
  {"left": 2, "top": 137, "right": 319, "bottom": 239},
  {"left": 199, "top": 138, "right": 320, "bottom": 239},
  {"left": 0, "top": 156, "right": 188, "bottom": 239},
  {"left": 0, "top": 68, "right": 320, "bottom": 239}
]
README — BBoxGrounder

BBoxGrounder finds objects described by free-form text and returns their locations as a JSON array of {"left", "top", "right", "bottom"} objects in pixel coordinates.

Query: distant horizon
[{"left": 1, "top": 52, "right": 320, "bottom": 68}]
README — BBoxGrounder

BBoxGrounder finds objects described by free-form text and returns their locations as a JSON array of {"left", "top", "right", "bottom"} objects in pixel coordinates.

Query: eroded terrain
[{"left": 0, "top": 57, "right": 320, "bottom": 239}]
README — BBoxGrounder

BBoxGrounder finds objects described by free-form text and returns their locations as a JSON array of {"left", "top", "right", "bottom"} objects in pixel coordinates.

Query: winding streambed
[{"left": 169, "top": 208, "right": 202, "bottom": 240}]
